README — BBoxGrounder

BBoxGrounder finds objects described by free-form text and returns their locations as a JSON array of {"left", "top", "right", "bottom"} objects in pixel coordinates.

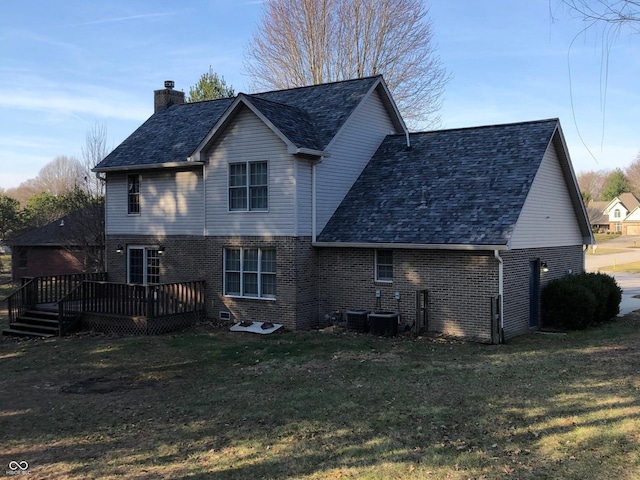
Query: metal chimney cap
[{"left": 164, "top": 80, "right": 175, "bottom": 89}]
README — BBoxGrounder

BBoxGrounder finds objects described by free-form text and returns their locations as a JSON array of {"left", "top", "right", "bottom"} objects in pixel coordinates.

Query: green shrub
[
  {"left": 591, "top": 272, "right": 622, "bottom": 321},
  {"left": 541, "top": 272, "right": 622, "bottom": 330}
]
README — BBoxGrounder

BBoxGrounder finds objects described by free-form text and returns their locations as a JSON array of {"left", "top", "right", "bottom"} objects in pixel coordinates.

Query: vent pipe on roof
[{"left": 154, "top": 80, "right": 185, "bottom": 113}]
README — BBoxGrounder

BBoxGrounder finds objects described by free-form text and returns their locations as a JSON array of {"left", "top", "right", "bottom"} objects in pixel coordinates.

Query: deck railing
[
  {"left": 6, "top": 273, "right": 107, "bottom": 323},
  {"left": 59, "top": 280, "right": 206, "bottom": 321}
]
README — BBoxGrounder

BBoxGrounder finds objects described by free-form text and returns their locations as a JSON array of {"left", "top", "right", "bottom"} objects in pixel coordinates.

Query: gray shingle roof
[
  {"left": 318, "top": 119, "right": 560, "bottom": 246},
  {"left": 95, "top": 76, "right": 381, "bottom": 170},
  {"left": 9, "top": 207, "right": 104, "bottom": 247},
  {"left": 245, "top": 95, "right": 321, "bottom": 150}
]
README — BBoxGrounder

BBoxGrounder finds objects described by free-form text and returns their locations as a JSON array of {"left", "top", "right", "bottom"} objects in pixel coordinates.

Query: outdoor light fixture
[
  {"left": 158, "top": 245, "right": 166, "bottom": 256},
  {"left": 116, "top": 244, "right": 124, "bottom": 254},
  {"left": 540, "top": 261, "right": 549, "bottom": 273}
]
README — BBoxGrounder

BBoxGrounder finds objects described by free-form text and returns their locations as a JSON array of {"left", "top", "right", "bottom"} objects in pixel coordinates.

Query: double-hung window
[
  {"left": 229, "top": 161, "right": 268, "bottom": 211},
  {"left": 224, "top": 248, "right": 276, "bottom": 299},
  {"left": 375, "top": 250, "right": 393, "bottom": 282},
  {"left": 128, "top": 174, "right": 140, "bottom": 214}
]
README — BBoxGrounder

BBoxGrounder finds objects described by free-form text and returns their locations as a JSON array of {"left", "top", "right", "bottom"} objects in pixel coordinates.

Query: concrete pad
[
  {"left": 609, "top": 272, "right": 640, "bottom": 316},
  {"left": 229, "top": 321, "right": 283, "bottom": 335}
]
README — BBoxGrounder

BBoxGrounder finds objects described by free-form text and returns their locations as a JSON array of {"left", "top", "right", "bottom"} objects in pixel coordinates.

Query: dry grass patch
[{"left": 1, "top": 318, "right": 640, "bottom": 479}]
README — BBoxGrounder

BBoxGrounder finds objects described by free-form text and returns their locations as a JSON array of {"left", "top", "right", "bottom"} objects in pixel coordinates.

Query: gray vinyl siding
[
  {"left": 204, "top": 107, "right": 296, "bottom": 237},
  {"left": 316, "top": 88, "right": 396, "bottom": 232},
  {"left": 295, "top": 159, "right": 313, "bottom": 236},
  {"left": 105, "top": 170, "right": 204, "bottom": 236},
  {"left": 509, "top": 141, "right": 583, "bottom": 248}
]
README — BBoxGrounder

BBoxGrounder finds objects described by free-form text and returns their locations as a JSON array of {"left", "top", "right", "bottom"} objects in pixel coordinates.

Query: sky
[{"left": 1, "top": 0, "right": 638, "bottom": 190}]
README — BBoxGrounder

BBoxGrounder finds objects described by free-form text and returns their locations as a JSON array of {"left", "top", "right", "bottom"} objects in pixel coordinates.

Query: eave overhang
[
  {"left": 312, "top": 242, "right": 509, "bottom": 251},
  {"left": 93, "top": 161, "right": 204, "bottom": 173}
]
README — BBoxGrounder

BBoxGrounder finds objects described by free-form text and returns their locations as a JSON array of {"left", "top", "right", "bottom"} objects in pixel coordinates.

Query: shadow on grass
[{"left": 0, "top": 319, "right": 639, "bottom": 479}]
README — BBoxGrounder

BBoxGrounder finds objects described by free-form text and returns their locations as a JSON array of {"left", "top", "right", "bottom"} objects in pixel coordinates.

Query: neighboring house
[
  {"left": 94, "top": 76, "right": 593, "bottom": 342},
  {"left": 602, "top": 192, "right": 640, "bottom": 235},
  {"left": 8, "top": 207, "right": 104, "bottom": 281},
  {"left": 586, "top": 200, "right": 609, "bottom": 233}
]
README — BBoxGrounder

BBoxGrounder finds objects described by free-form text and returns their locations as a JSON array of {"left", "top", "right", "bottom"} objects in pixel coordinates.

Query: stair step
[
  {"left": 16, "top": 316, "right": 60, "bottom": 327},
  {"left": 2, "top": 328, "right": 55, "bottom": 338},
  {"left": 23, "top": 310, "right": 59, "bottom": 320},
  {"left": 9, "top": 322, "right": 59, "bottom": 334}
]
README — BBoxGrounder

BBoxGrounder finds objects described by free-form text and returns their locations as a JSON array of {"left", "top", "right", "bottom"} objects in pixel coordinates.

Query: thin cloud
[{"left": 65, "top": 12, "right": 179, "bottom": 27}]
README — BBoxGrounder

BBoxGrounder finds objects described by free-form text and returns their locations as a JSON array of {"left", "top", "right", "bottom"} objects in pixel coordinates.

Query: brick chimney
[{"left": 154, "top": 80, "right": 185, "bottom": 113}]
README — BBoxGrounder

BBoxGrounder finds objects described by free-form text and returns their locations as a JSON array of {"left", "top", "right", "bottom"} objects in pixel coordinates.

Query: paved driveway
[{"left": 585, "top": 237, "right": 640, "bottom": 315}]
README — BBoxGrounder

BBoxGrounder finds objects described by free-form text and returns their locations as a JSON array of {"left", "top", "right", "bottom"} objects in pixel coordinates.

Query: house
[
  {"left": 602, "top": 193, "right": 640, "bottom": 234},
  {"left": 8, "top": 206, "right": 104, "bottom": 281},
  {"left": 586, "top": 200, "right": 609, "bottom": 233},
  {"left": 93, "top": 76, "right": 592, "bottom": 342}
]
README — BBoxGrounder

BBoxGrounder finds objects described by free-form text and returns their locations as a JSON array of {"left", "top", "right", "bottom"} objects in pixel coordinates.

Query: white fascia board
[
  {"left": 312, "top": 242, "right": 508, "bottom": 251},
  {"left": 93, "top": 161, "right": 203, "bottom": 173},
  {"left": 551, "top": 124, "right": 595, "bottom": 245}
]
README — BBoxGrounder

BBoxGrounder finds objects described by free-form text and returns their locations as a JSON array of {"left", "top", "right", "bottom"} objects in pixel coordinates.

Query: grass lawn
[
  {"left": 594, "top": 233, "right": 621, "bottom": 243},
  {"left": 600, "top": 262, "right": 640, "bottom": 274},
  {"left": 1, "top": 317, "right": 640, "bottom": 479}
]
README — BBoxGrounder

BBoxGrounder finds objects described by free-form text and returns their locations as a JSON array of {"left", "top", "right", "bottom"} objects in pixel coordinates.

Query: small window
[
  {"left": 376, "top": 250, "right": 393, "bottom": 282},
  {"left": 228, "top": 161, "right": 268, "bottom": 211},
  {"left": 224, "top": 247, "right": 276, "bottom": 299},
  {"left": 614, "top": 209, "right": 621, "bottom": 218},
  {"left": 128, "top": 174, "right": 140, "bottom": 214}
]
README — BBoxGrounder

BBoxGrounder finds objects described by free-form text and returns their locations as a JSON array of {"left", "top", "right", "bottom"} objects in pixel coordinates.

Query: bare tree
[
  {"left": 560, "top": 1, "right": 640, "bottom": 28},
  {"left": 32, "top": 156, "right": 85, "bottom": 196},
  {"left": 81, "top": 122, "right": 110, "bottom": 196},
  {"left": 244, "top": 0, "right": 450, "bottom": 128},
  {"left": 625, "top": 152, "right": 640, "bottom": 195},
  {"left": 577, "top": 169, "right": 609, "bottom": 201}
]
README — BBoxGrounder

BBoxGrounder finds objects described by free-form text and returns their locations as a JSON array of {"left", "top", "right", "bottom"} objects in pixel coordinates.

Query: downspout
[
  {"left": 203, "top": 163, "right": 207, "bottom": 236},
  {"left": 494, "top": 250, "right": 505, "bottom": 343},
  {"left": 312, "top": 159, "right": 319, "bottom": 242}
]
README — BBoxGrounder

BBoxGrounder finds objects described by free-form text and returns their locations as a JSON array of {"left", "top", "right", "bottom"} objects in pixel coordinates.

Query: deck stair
[{"left": 2, "top": 305, "right": 59, "bottom": 338}]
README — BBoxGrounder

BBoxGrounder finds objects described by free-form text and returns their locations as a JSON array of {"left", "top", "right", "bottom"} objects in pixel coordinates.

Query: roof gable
[
  {"left": 604, "top": 192, "right": 640, "bottom": 214},
  {"left": 318, "top": 119, "right": 567, "bottom": 247},
  {"left": 95, "top": 76, "right": 401, "bottom": 172}
]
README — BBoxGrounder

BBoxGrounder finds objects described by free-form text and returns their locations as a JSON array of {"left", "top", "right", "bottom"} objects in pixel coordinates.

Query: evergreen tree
[
  {"left": 601, "top": 168, "right": 630, "bottom": 201},
  {"left": 187, "top": 67, "right": 235, "bottom": 102}
]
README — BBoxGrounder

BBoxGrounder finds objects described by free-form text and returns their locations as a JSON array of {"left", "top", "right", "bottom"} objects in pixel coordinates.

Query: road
[{"left": 585, "top": 235, "right": 640, "bottom": 316}]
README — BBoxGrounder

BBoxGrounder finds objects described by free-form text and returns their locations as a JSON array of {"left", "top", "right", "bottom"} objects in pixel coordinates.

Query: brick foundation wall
[
  {"left": 106, "top": 235, "right": 318, "bottom": 330},
  {"left": 501, "top": 245, "right": 584, "bottom": 338},
  {"left": 105, "top": 236, "right": 208, "bottom": 285},
  {"left": 208, "top": 236, "right": 318, "bottom": 330},
  {"left": 318, "top": 248, "right": 499, "bottom": 342}
]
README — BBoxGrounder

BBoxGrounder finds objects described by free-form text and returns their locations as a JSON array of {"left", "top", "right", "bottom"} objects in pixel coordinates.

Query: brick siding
[
  {"left": 318, "top": 248, "right": 499, "bottom": 342},
  {"left": 501, "top": 245, "right": 584, "bottom": 338},
  {"left": 106, "top": 235, "right": 585, "bottom": 341},
  {"left": 106, "top": 235, "right": 318, "bottom": 330}
]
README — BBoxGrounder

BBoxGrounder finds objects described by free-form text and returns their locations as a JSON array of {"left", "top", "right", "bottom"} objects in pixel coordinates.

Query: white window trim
[
  {"left": 375, "top": 249, "right": 393, "bottom": 283},
  {"left": 127, "top": 245, "right": 161, "bottom": 285},
  {"left": 227, "top": 161, "right": 269, "bottom": 213},
  {"left": 223, "top": 247, "right": 277, "bottom": 300},
  {"left": 127, "top": 173, "right": 141, "bottom": 216}
]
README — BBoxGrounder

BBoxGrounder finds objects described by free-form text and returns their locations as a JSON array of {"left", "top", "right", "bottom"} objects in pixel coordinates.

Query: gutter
[
  {"left": 312, "top": 241, "right": 508, "bottom": 251},
  {"left": 93, "top": 161, "right": 204, "bottom": 173}
]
